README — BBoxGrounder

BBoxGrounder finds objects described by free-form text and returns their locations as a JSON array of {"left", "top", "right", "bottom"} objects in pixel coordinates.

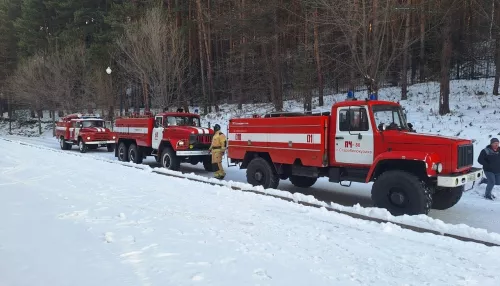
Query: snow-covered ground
[{"left": 1, "top": 138, "right": 500, "bottom": 285}]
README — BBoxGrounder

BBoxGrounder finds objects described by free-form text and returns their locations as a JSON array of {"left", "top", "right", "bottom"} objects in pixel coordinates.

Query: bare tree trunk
[
  {"left": 401, "top": 10, "right": 411, "bottom": 100},
  {"left": 313, "top": 9, "right": 323, "bottom": 107},
  {"left": 195, "top": 1, "right": 208, "bottom": 114},
  {"left": 196, "top": 0, "right": 214, "bottom": 112},
  {"left": 36, "top": 108, "right": 42, "bottom": 135},
  {"left": 493, "top": 1, "right": 500, "bottom": 95},
  {"left": 494, "top": 38, "right": 500, "bottom": 95},
  {"left": 238, "top": 0, "right": 246, "bottom": 110},
  {"left": 419, "top": 0, "right": 426, "bottom": 82},
  {"left": 349, "top": 0, "right": 359, "bottom": 92},
  {"left": 8, "top": 92, "right": 12, "bottom": 133},
  {"left": 439, "top": 14, "right": 452, "bottom": 115},
  {"left": 273, "top": 8, "right": 283, "bottom": 112}
]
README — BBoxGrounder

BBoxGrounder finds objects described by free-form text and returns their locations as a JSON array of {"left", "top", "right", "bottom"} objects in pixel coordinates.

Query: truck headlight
[
  {"left": 178, "top": 140, "right": 185, "bottom": 146},
  {"left": 87, "top": 136, "right": 91, "bottom": 140},
  {"left": 432, "top": 162, "right": 443, "bottom": 173},
  {"left": 113, "top": 136, "right": 116, "bottom": 139}
]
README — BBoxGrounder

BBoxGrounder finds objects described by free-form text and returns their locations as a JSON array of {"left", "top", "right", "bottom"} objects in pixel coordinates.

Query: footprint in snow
[
  {"left": 253, "top": 269, "right": 272, "bottom": 280},
  {"left": 103, "top": 232, "right": 114, "bottom": 243},
  {"left": 191, "top": 273, "right": 204, "bottom": 281}
]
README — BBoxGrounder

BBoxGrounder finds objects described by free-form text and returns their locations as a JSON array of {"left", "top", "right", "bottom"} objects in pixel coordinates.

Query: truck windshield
[
  {"left": 166, "top": 116, "right": 201, "bottom": 127},
  {"left": 372, "top": 105, "right": 408, "bottom": 131},
  {"left": 81, "top": 120, "right": 105, "bottom": 128}
]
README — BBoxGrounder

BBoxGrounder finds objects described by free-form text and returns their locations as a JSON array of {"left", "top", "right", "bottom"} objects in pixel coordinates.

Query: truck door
[
  {"left": 334, "top": 106, "right": 374, "bottom": 165},
  {"left": 73, "top": 121, "right": 81, "bottom": 141},
  {"left": 152, "top": 116, "right": 164, "bottom": 150}
]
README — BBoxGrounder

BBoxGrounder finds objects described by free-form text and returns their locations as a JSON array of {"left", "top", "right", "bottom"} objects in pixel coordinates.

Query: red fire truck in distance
[
  {"left": 227, "top": 99, "right": 484, "bottom": 216},
  {"left": 55, "top": 113, "right": 116, "bottom": 153},
  {"left": 113, "top": 111, "right": 214, "bottom": 171}
]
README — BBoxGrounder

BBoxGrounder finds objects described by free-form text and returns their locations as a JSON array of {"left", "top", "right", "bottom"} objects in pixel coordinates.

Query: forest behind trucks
[
  {"left": 113, "top": 111, "right": 215, "bottom": 171},
  {"left": 227, "top": 99, "right": 484, "bottom": 216}
]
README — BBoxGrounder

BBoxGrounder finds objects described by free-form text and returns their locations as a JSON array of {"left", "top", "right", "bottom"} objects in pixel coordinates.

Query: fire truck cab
[
  {"left": 55, "top": 113, "right": 116, "bottom": 153},
  {"left": 114, "top": 111, "right": 215, "bottom": 171},
  {"left": 227, "top": 99, "right": 484, "bottom": 216}
]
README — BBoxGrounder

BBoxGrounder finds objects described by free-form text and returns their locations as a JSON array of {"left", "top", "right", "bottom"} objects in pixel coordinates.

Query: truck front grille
[
  {"left": 189, "top": 134, "right": 213, "bottom": 149},
  {"left": 93, "top": 134, "right": 109, "bottom": 141},
  {"left": 457, "top": 144, "right": 473, "bottom": 169},
  {"left": 196, "top": 135, "right": 212, "bottom": 145}
]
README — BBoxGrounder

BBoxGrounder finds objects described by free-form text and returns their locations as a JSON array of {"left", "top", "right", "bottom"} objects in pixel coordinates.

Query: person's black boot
[{"left": 485, "top": 194, "right": 496, "bottom": 200}]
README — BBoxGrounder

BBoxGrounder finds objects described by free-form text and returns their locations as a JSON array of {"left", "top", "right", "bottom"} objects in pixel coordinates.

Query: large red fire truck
[
  {"left": 55, "top": 113, "right": 116, "bottom": 153},
  {"left": 227, "top": 99, "right": 484, "bottom": 216},
  {"left": 113, "top": 111, "right": 214, "bottom": 171}
]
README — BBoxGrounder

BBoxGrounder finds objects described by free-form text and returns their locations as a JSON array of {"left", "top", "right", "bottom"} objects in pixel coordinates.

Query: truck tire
[
  {"left": 161, "top": 147, "right": 180, "bottom": 171},
  {"left": 128, "top": 144, "right": 143, "bottom": 164},
  {"left": 78, "top": 140, "right": 88, "bottom": 153},
  {"left": 203, "top": 155, "right": 214, "bottom": 171},
  {"left": 107, "top": 144, "right": 115, "bottom": 152},
  {"left": 431, "top": 186, "right": 464, "bottom": 210},
  {"left": 246, "top": 157, "right": 279, "bottom": 189},
  {"left": 289, "top": 175, "right": 317, "bottom": 188},
  {"left": 59, "top": 137, "right": 70, "bottom": 150},
  {"left": 371, "top": 170, "right": 432, "bottom": 216},
  {"left": 117, "top": 142, "right": 128, "bottom": 162}
]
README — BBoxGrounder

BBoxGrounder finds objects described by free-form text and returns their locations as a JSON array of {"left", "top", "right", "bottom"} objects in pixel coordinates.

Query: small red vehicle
[
  {"left": 113, "top": 111, "right": 214, "bottom": 171},
  {"left": 55, "top": 113, "right": 116, "bottom": 153},
  {"left": 227, "top": 99, "right": 484, "bottom": 216}
]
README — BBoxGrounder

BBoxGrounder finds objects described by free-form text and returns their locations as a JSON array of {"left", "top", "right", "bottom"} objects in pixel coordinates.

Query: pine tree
[{"left": 14, "top": 0, "right": 53, "bottom": 58}]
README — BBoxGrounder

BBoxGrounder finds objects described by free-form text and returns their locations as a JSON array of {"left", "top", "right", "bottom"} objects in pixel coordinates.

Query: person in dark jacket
[{"left": 478, "top": 138, "right": 500, "bottom": 200}]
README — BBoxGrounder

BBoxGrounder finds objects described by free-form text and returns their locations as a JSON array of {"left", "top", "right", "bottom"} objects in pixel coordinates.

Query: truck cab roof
[
  {"left": 156, "top": 112, "right": 200, "bottom": 118},
  {"left": 334, "top": 99, "right": 400, "bottom": 108}
]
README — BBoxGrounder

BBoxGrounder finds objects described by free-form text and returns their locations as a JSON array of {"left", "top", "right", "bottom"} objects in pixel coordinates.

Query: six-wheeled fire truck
[
  {"left": 113, "top": 111, "right": 214, "bottom": 171},
  {"left": 55, "top": 113, "right": 116, "bottom": 153},
  {"left": 227, "top": 99, "right": 484, "bottom": 216}
]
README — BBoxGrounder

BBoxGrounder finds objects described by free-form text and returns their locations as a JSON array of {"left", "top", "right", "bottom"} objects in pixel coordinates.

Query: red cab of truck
[
  {"left": 55, "top": 113, "right": 116, "bottom": 153},
  {"left": 227, "top": 99, "right": 484, "bottom": 216},
  {"left": 113, "top": 111, "right": 215, "bottom": 171}
]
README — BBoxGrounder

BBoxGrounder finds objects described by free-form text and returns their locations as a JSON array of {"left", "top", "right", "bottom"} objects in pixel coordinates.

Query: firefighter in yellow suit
[{"left": 209, "top": 124, "right": 227, "bottom": 179}]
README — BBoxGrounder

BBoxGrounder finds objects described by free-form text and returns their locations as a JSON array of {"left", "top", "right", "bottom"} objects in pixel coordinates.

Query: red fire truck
[
  {"left": 113, "top": 111, "right": 214, "bottom": 171},
  {"left": 227, "top": 99, "right": 484, "bottom": 216},
  {"left": 55, "top": 113, "right": 116, "bottom": 153}
]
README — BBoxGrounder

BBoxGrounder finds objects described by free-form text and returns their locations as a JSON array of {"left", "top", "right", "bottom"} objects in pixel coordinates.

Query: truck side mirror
[{"left": 378, "top": 123, "right": 386, "bottom": 131}]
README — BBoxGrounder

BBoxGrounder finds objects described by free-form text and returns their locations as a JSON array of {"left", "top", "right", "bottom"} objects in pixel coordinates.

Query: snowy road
[
  {"left": 4, "top": 134, "right": 500, "bottom": 236},
  {"left": 1, "top": 137, "right": 500, "bottom": 285}
]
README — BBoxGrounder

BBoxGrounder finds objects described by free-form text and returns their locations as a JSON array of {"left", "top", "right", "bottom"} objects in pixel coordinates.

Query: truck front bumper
[
  {"left": 85, "top": 140, "right": 116, "bottom": 145},
  {"left": 176, "top": 150, "right": 211, "bottom": 156},
  {"left": 436, "top": 167, "right": 484, "bottom": 188}
]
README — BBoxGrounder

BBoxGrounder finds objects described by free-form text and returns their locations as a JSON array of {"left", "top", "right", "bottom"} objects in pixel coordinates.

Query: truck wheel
[
  {"left": 107, "top": 144, "right": 115, "bottom": 152},
  {"left": 203, "top": 156, "right": 214, "bottom": 171},
  {"left": 128, "top": 144, "right": 143, "bottom": 164},
  {"left": 78, "top": 140, "right": 88, "bottom": 153},
  {"left": 161, "top": 147, "right": 180, "bottom": 171},
  {"left": 371, "top": 170, "right": 432, "bottom": 216},
  {"left": 117, "top": 142, "right": 128, "bottom": 162},
  {"left": 59, "top": 137, "right": 70, "bottom": 150},
  {"left": 289, "top": 175, "right": 317, "bottom": 188},
  {"left": 246, "top": 157, "right": 279, "bottom": 189},
  {"left": 431, "top": 186, "right": 464, "bottom": 210}
]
